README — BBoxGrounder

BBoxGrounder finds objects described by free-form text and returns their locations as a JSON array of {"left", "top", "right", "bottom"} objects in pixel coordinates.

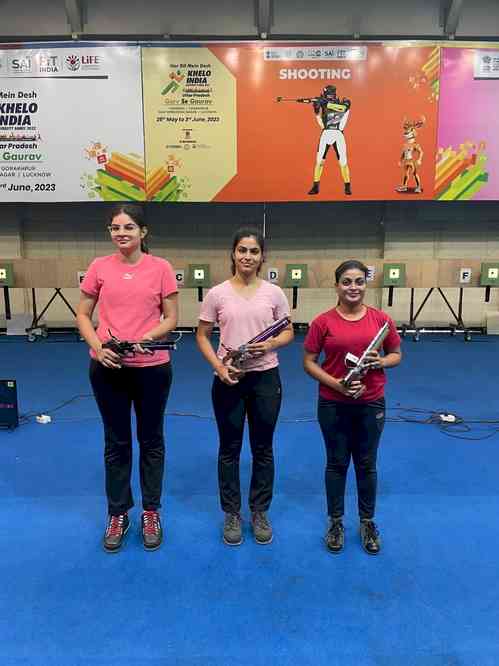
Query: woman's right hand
[
  {"left": 336, "top": 378, "right": 366, "bottom": 399},
  {"left": 95, "top": 347, "right": 122, "bottom": 369},
  {"left": 215, "top": 362, "right": 243, "bottom": 385}
]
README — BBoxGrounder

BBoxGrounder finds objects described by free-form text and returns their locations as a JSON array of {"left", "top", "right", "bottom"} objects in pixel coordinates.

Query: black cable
[
  {"left": 18, "top": 394, "right": 93, "bottom": 426},
  {"left": 8, "top": 394, "right": 499, "bottom": 441}
]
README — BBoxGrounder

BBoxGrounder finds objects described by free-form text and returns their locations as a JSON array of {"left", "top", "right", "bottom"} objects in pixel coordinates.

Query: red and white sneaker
[
  {"left": 103, "top": 513, "right": 129, "bottom": 553},
  {"left": 142, "top": 510, "right": 163, "bottom": 551}
]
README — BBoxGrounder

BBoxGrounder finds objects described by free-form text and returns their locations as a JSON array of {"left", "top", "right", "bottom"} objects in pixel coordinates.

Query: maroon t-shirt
[{"left": 304, "top": 306, "right": 401, "bottom": 403}]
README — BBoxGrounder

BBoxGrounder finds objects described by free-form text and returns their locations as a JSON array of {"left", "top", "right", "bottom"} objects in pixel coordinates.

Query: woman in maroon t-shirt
[{"left": 304, "top": 260, "right": 401, "bottom": 555}]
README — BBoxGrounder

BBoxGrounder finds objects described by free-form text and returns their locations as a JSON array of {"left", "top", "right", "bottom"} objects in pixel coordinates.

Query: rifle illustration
[
  {"left": 340, "top": 322, "right": 390, "bottom": 397},
  {"left": 103, "top": 329, "right": 182, "bottom": 357},
  {"left": 276, "top": 96, "right": 322, "bottom": 104},
  {"left": 221, "top": 316, "right": 291, "bottom": 370}
]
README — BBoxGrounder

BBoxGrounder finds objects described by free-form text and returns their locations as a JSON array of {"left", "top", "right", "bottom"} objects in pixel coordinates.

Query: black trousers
[
  {"left": 211, "top": 367, "right": 282, "bottom": 514},
  {"left": 89, "top": 360, "right": 172, "bottom": 516},
  {"left": 317, "top": 397, "right": 385, "bottom": 520}
]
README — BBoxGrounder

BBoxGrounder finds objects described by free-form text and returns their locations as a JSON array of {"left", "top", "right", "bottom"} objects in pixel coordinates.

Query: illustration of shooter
[
  {"left": 396, "top": 116, "right": 425, "bottom": 193},
  {"left": 276, "top": 85, "right": 352, "bottom": 196}
]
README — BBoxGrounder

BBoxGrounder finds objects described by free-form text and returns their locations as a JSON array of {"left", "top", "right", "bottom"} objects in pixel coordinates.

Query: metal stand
[
  {"left": 26, "top": 288, "right": 77, "bottom": 341},
  {"left": 389, "top": 287, "right": 478, "bottom": 342},
  {"left": 3, "top": 286, "right": 11, "bottom": 320}
]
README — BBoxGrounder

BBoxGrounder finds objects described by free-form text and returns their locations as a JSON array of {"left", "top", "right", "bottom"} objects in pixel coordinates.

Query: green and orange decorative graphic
[
  {"left": 434, "top": 142, "right": 488, "bottom": 200},
  {"left": 409, "top": 46, "right": 440, "bottom": 102},
  {"left": 82, "top": 141, "right": 184, "bottom": 202}
]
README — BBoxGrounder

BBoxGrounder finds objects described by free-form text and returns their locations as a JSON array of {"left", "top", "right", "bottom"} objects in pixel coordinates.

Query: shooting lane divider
[{"left": 284, "top": 264, "right": 309, "bottom": 309}]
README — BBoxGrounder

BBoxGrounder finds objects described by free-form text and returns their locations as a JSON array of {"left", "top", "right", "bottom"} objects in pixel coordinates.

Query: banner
[
  {"left": 436, "top": 47, "right": 499, "bottom": 200},
  {"left": 0, "top": 45, "right": 144, "bottom": 202},
  {"left": 141, "top": 47, "right": 237, "bottom": 202},
  {"left": 142, "top": 43, "right": 440, "bottom": 202},
  {"left": 5, "top": 41, "right": 499, "bottom": 203}
]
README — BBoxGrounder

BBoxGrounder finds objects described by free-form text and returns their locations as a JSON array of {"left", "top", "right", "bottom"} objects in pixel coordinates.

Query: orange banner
[
  {"left": 141, "top": 43, "right": 440, "bottom": 202},
  {"left": 211, "top": 43, "right": 439, "bottom": 202}
]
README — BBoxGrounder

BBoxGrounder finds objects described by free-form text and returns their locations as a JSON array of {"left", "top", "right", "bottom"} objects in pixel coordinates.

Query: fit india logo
[
  {"left": 37, "top": 54, "right": 60, "bottom": 74},
  {"left": 161, "top": 70, "right": 185, "bottom": 96},
  {"left": 66, "top": 54, "right": 81, "bottom": 71}
]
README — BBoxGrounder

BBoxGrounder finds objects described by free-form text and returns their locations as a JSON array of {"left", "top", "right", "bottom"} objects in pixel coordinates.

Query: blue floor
[{"left": 1, "top": 333, "right": 499, "bottom": 665}]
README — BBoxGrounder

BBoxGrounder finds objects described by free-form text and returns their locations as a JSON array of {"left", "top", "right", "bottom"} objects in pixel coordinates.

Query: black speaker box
[{"left": 0, "top": 379, "right": 19, "bottom": 429}]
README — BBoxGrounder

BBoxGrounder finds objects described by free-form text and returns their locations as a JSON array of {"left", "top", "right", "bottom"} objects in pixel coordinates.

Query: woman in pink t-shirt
[
  {"left": 304, "top": 260, "right": 402, "bottom": 556},
  {"left": 197, "top": 227, "right": 294, "bottom": 547},
  {"left": 76, "top": 204, "right": 178, "bottom": 554}
]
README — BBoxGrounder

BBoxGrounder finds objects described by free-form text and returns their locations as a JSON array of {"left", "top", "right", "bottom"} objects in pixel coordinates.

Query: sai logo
[
  {"left": 9, "top": 56, "right": 32, "bottom": 73},
  {"left": 66, "top": 54, "right": 80, "bottom": 71}
]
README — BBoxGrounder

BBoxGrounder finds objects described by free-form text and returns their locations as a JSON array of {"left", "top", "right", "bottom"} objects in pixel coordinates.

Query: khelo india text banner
[{"left": 0, "top": 45, "right": 145, "bottom": 203}]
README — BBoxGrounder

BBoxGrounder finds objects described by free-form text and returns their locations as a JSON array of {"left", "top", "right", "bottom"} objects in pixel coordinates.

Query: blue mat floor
[{"left": 1, "top": 333, "right": 499, "bottom": 665}]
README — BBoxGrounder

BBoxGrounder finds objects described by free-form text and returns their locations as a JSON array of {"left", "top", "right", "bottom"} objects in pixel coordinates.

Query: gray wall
[
  {"left": 2, "top": 201, "right": 499, "bottom": 328},
  {"left": 1, "top": 0, "right": 499, "bottom": 39}
]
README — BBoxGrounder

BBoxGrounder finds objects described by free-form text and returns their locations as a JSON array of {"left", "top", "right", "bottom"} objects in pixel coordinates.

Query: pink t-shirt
[
  {"left": 80, "top": 253, "right": 177, "bottom": 367},
  {"left": 199, "top": 279, "right": 291, "bottom": 372}
]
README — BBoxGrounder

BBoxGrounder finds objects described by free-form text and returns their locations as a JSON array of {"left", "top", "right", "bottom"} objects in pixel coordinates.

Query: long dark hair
[
  {"left": 230, "top": 227, "right": 265, "bottom": 275},
  {"left": 108, "top": 204, "right": 149, "bottom": 254},
  {"left": 334, "top": 259, "right": 368, "bottom": 284}
]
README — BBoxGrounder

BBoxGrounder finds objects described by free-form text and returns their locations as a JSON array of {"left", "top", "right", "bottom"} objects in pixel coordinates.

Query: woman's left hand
[
  {"left": 246, "top": 340, "right": 275, "bottom": 357},
  {"left": 363, "top": 350, "right": 384, "bottom": 370},
  {"left": 134, "top": 336, "right": 154, "bottom": 355}
]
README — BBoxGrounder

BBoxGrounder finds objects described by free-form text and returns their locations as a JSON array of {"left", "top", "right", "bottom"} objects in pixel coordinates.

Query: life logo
[
  {"left": 9, "top": 55, "right": 32, "bottom": 73},
  {"left": 80, "top": 54, "right": 101, "bottom": 71},
  {"left": 66, "top": 54, "right": 81, "bottom": 71}
]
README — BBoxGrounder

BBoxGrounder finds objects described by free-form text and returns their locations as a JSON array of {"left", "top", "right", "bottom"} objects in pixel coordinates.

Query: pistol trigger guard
[{"left": 345, "top": 352, "right": 359, "bottom": 368}]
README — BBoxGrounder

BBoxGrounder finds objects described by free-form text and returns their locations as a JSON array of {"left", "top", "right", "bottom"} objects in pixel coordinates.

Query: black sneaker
[
  {"left": 360, "top": 519, "right": 381, "bottom": 555},
  {"left": 223, "top": 512, "right": 243, "bottom": 546},
  {"left": 251, "top": 511, "right": 273, "bottom": 544},
  {"left": 325, "top": 518, "right": 344, "bottom": 553},
  {"left": 344, "top": 182, "right": 352, "bottom": 195},
  {"left": 103, "top": 513, "right": 129, "bottom": 553},
  {"left": 308, "top": 182, "right": 320, "bottom": 195},
  {"left": 142, "top": 510, "right": 162, "bottom": 551}
]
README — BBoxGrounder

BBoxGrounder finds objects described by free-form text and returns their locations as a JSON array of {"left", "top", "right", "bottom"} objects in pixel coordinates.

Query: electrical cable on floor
[{"left": 5, "top": 394, "right": 499, "bottom": 441}]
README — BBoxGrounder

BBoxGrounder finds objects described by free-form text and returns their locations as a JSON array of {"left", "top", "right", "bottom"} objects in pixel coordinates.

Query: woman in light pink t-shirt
[
  {"left": 197, "top": 227, "right": 293, "bottom": 547},
  {"left": 76, "top": 204, "right": 178, "bottom": 554}
]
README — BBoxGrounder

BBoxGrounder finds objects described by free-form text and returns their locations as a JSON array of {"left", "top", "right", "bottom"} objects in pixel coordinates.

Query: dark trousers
[
  {"left": 89, "top": 360, "right": 172, "bottom": 516},
  {"left": 317, "top": 397, "right": 385, "bottom": 520},
  {"left": 211, "top": 367, "right": 282, "bottom": 514}
]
